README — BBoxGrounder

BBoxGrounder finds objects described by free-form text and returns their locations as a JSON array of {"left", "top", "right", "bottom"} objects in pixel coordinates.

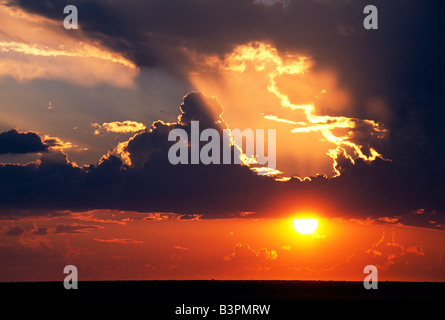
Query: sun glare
[{"left": 293, "top": 218, "right": 318, "bottom": 235}]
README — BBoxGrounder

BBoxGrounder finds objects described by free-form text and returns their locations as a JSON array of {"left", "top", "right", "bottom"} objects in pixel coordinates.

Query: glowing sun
[{"left": 293, "top": 218, "right": 318, "bottom": 235}]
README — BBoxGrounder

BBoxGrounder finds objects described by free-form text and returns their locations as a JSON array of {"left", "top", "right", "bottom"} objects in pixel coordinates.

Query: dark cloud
[
  {"left": 0, "top": 92, "right": 443, "bottom": 231},
  {"left": 54, "top": 224, "right": 101, "bottom": 234},
  {"left": 0, "top": 92, "right": 270, "bottom": 216},
  {"left": 8, "top": 0, "right": 444, "bottom": 169},
  {"left": 123, "top": 91, "right": 229, "bottom": 168},
  {"left": 113, "top": 92, "right": 268, "bottom": 214},
  {"left": 5, "top": 226, "right": 25, "bottom": 236},
  {"left": 32, "top": 227, "right": 48, "bottom": 235},
  {"left": 1, "top": 1, "right": 443, "bottom": 229},
  {"left": 9, "top": 0, "right": 443, "bottom": 98},
  {"left": 0, "top": 129, "right": 48, "bottom": 154}
]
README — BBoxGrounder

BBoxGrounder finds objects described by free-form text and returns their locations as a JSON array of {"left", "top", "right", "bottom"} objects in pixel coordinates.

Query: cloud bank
[
  {"left": 0, "top": 0, "right": 443, "bottom": 231},
  {"left": 0, "top": 92, "right": 442, "bottom": 231}
]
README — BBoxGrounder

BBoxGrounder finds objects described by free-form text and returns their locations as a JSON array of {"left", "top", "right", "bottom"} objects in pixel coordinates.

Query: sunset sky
[{"left": 0, "top": 0, "right": 444, "bottom": 282}]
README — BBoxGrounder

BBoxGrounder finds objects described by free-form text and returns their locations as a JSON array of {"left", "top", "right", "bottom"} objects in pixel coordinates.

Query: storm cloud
[
  {"left": 0, "top": 129, "right": 48, "bottom": 154},
  {"left": 0, "top": 93, "right": 271, "bottom": 216},
  {"left": 7, "top": 0, "right": 443, "bottom": 172},
  {"left": 0, "top": 1, "right": 443, "bottom": 229},
  {"left": 0, "top": 92, "right": 443, "bottom": 230}
]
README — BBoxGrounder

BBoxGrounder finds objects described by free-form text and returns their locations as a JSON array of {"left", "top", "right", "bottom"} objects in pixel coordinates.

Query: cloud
[
  {"left": 223, "top": 243, "right": 278, "bottom": 262},
  {"left": 0, "top": 91, "right": 443, "bottom": 230},
  {"left": 54, "top": 224, "right": 102, "bottom": 234},
  {"left": 0, "top": 129, "right": 81, "bottom": 165},
  {"left": 193, "top": 41, "right": 389, "bottom": 177},
  {"left": 5, "top": 225, "right": 25, "bottom": 235},
  {"left": 0, "top": 129, "right": 47, "bottom": 154},
  {"left": 173, "top": 245, "right": 189, "bottom": 251},
  {"left": 0, "top": 92, "right": 269, "bottom": 216},
  {"left": 7, "top": 0, "right": 442, "bottom": 127},
  {"left": 41, "top": 135, "right": 76, "bottom": 151},
  {"left": 64, "top": 240, "right": 96, "bottom": 262},
  {"left": 115, "top": 91, "right": 232, "bottom": 168},
  {"left": 94, "top": 237, "right": 143, "bottom": 244},
  {"left": 223, "top": 243, "right": 278, "bottom": 273},
  {"left": 67, "top": 209, "right": 175, "bottom": 225},
  {"left": 4, "top": 1, "right": 441, "bottom": 148},
  {"left": 0, "top": 41, "right": 136, "bottom": 69},
  {"left": 91, "top": 121, "right": 146, "bottom": 135},
  {"left": 32, "top": 227, "right": 48, "bottom": 236},
  {"left": 0, "top": 3, "right": 138, "bottom": 87},
  {"left": 9, "top": 0, "right": 439, "bottom": 183},
  {"left": 262, "top": 115, "right": 300, "bottom": 125},
  {"left": 329, "top": 231, "right": 428, "bottom": 278}
]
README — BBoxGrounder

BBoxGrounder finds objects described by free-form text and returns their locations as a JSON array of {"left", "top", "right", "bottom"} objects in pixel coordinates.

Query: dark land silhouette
[{"left": 1, "top": 280, "right": 443, "bottom": 316}]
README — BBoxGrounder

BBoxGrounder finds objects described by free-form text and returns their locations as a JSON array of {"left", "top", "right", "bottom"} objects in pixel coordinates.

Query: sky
[{"left": 0, "top": 0, "right": 444, "bottom": 282}]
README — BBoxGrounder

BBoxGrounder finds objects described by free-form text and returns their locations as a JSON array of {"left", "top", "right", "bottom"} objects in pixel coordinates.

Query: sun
[{"left": 293, "top": 218, "right": 318, "bottom": 235}]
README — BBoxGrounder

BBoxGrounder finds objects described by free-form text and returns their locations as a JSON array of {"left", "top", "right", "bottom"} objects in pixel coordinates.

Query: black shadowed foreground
[{"left": 1, "top": 280, "right": 444, "bottom": 316}]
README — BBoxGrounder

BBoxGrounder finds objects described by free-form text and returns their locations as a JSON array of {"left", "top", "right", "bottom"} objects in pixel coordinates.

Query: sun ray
[{"left": 199, "top": 41, "right": 389, "bottom": 176}]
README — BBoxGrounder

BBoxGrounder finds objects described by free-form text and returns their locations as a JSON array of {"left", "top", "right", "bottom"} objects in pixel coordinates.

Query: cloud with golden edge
[
  {"left": 92, "top": 121, "right": 147, "bottom": 135},
  {"left": 262, "top": 114, "right": 301, "bottom": 125},
  {"left": 199, "top": 42, "right": 389, "bottom": 176},
  {"left": 0, "top": 3, "right": 138, "bottom": 87}
]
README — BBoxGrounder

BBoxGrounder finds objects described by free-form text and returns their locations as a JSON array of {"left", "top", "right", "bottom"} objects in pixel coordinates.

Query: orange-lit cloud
[
  {"left": 0, "top": 41, "right": 137, "bottom": 69},
  {"left": 0, "top": 3, "right": 138, "bottom": 87},
  {"left": 223, "top": 242, "right": 278, "bottom": 262},
  {"left": 67, "top": 210, "right": 175, "bottom": 225},
  {"left": 92, "top": 121, "right": 147, "bottom": 135},
  {"left": 1, "top": 213, "right": 444, "bottom": 282},
  {"left": 94, "top": 237, "right": 144, "bottom": 244},
  {"left": 189, "top": 42, "right": 389, "bottom": 177},
  {"left": 105, "top": 93, "right": 262, "bottom": 171},
  {"left": 262, "top": 115, "right": 301, "bottom": 125},
  {"left": 328, "top": 230, "right": 428, "bottom": 278},
  {"left": 173, "top": 245, "right": 190, "bottom": 251},
  {"left": 42, "top": 135, "right": 76, "bottom": 151}
]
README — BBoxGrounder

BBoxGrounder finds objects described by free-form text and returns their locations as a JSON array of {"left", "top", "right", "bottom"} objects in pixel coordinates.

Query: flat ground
[{"left": 2, "top": 281, "right": 443, "bottom": 316}]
